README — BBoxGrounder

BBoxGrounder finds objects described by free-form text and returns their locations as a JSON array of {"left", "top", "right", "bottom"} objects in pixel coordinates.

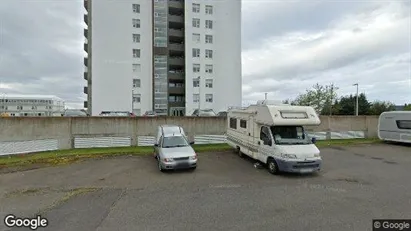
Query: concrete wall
[{"left": 0, "top": 116, "right": 379, "bottom": 150}]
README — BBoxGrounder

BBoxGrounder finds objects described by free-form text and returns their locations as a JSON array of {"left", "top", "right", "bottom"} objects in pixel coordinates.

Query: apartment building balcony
[
  {"left": 84, "top": 43, "right": 88, "bottom": 53},
  {"left": 84, "top": 101, "right": 88, "bottom": 108},
  {"left": 84, "top": 14, "right": 88, "bottom": 25},
  {"left": 84, "top": 57, "right": 88, "bottom": 66},
  {"left": 168, "top": 71, "right": 184, "bottom": 80},
  {"left": 84, "top": 86, "right": 88, "bottom": 94},
  {"left": 168, "top": 28, "right": 183, "bottom": 38},
  {"left": 168, "top": 0, "right": 183, "bottom": 9},
  {"left": 168, "top": 86, "right": 185, "bottom": 95},
  {"left": 84, "top": 0, "right": 88, "bottom": 11},
  {"left": 168, "top": 57, "right": 184, "bottom": 66},
  {"left": 84, "top": 28, "right": 88, "bottom": 38},
  {"left": 168, "top": 42, "right": 184, "bottom": 52},
  {"left": 168, "top": 14, "right": 184, "bottom": 24},
  {"left": 168, "top": 101, "right": 185, "bottom": 108},
  {"left": 84, "top": 72, "right": 88, "bottom": 80}
]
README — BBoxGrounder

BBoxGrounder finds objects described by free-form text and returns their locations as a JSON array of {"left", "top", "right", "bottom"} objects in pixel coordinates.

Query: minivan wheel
[
  {"left": 267, "top": 158, "right": 279, "bottom": 175},
  {"left": 158, "top": 159, "right": 164, "bottom": 172}
]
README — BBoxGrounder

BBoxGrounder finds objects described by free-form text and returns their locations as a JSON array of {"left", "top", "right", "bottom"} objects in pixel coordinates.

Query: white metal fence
[{"left": 0, "top": 131, "right": 366, "bottom": 156}]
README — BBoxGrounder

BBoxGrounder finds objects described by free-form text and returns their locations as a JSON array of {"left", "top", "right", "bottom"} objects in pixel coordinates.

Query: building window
[
  {"left": 132, "top": 19, "right": 140, "bottom": 28},
  {"left": 192, "top": 18, "right": 200, "bottom": 28},
  {"left": 192, "top": 48, "right": 200, "bottom": 58},
  {"left": 132, "top": 64, "right": 141, "bottom": 72},
  {"left": 193, "top": 94, "right": 199, "bottom": 103},
  {"left": 132, "top": 4, "right": 140, "bottom": 13},
  {"left": 193, "top": 79, "right": 199, "bottom": 87},
  {"left": 133, "top": 34, "right": 140, "bottom": 43},
  {"left": 133, "top": 94, "right": 141, "bottom": 103},
  {"left": 32, "top": 106, "right": 37, "bottom": 110},
  {"left": 240, "top": 120, "right": 247, "bottom": 128},
  {"left": 133, "top": 49, "right": 140, "bottom": 58},
  {"left": 193, "top": 33, "right": 200, "bottom": 43},
  {"left": 205, "top": 35, "right": 213, "bottom": 44},
  {"left": 205, "top": 5, "right": 213, "bottom": 14},
  {"left": 205, "top": 49, "right": 213, "bottom": 59},
  {"left": 192, "top": 3, "right": 200, "bottom": 13},
  {"left": 17, "top": 106, "right": 23, "bottom": 110},
  {"left": 205, "top": 79, "right": 213, "bottom": 88},
  {"left": 396, "top": 120, "right": 411, "bottom": 129},
  {"left": 205, "top": 94, "right": 213, "bottom": 103},
  {"left": 205, "top": 65, "right": 213, "bottom": 73},
  {"left": 133, "top": 79, "right": 141, "bottom": 88},
  {"left": 205, "top": 20, "right": 213, "bottom": 29},
  {"left": 230, "top": 118, "right": 237, "bottom": 129},
  {"left": 193, "top": 64, "right": 200, "bottom": 73}
]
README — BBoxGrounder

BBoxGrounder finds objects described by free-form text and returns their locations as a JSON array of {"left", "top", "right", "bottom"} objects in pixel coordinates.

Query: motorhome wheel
[{"left": 267, "top": 159, "right": 279, "bottom": 175}]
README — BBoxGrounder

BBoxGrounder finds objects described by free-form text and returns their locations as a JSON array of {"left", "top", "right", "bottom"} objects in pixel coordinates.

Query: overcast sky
[{"left": 0, "top": 0, "right": 410, "bottom": 108}]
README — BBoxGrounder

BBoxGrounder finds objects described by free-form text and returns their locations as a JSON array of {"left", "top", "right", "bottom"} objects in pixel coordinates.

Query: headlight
[
  {"left": 163, "top": 158, "right": 174, "bottom": 162},
  {"left": 281, "top": 154, "right": 297, "bottom": 159},
  {"left": 189, "top": 154, "right": 197, "bottom": 160},
  {"left": 314, "top": 153, "right": 320, "bottom": 157}
]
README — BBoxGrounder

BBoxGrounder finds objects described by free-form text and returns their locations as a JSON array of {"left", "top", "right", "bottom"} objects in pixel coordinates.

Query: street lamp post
[
  {"left": 131, "top": 89, "right": 134, "bottom": 114},
  {"left": 197, "top": 76, "right": 201, "bottom": 113},
  {"left": 353, "top": 83, "right": 359, "bottom": 116}
]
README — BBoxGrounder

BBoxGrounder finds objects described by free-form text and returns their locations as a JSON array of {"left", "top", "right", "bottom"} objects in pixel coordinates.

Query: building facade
[
  {"left": 83, "top": 0, "right": 242, "bottom": 116},
  {"left": 0, "top": 94, "right": 65, "bottom": 116}
]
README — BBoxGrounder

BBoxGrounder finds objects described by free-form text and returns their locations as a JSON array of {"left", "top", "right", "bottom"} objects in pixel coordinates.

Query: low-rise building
[{"left": 0, "top": 94, "right": 65, "bottom": 116}]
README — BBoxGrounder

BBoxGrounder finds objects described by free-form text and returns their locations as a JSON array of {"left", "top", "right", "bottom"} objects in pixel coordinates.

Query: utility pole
[
  {"left": 329, "top": 84, "right": 333, "bottom": 116},
  {"left": 353, "top": 83, "right": 359, "bottom": 116},
  {"left": 131, "top": 89, "right": 134, "bottom": 114}
]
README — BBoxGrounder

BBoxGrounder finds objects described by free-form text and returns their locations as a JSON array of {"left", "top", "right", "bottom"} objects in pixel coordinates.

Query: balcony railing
[
  {"left": 168, "top": 57, "right": 184, "bottom": 66},
  {"left": 168, "top": 0, "right": 183, "bottom": 9},
  {"left": 168, "top": 28, "right": 184, "bottom": 37},
  {"left": 168, "top": 14, "right": 183, "bottom": 23},
  {"left": 168, "top": 43, "right": 184, "bottom": 51}
]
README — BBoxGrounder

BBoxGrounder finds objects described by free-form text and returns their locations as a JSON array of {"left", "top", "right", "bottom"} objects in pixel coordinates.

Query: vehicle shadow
[
  {"left": 383, "top": 141, "right": 411, "bottom": 147},
  {"left": 237, "top": 152, "right": 321, "bottom": 178}
]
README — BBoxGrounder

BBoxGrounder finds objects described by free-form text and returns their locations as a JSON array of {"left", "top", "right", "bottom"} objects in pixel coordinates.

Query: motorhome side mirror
[
  {"left": 154, "top": 143, "right": 159, "bottom": 147},
  {"left": 190, "top": 141, "right": 195, "bottom": 145},
  {"left": 311, "top": 137, "right": 317, "bottom": 144}
]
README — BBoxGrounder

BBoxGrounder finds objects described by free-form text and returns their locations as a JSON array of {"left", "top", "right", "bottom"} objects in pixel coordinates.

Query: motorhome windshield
[{"left": 270, "top": 126, "right": 310, "bottom": 145}]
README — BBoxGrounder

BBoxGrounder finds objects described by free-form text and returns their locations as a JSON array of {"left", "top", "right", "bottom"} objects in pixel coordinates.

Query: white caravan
[
  {"left": 378, "top": 111, "right": 411, "bottom": 144},
  {"left": 226, "top": 100, "right": 322, "bottom": 174}
]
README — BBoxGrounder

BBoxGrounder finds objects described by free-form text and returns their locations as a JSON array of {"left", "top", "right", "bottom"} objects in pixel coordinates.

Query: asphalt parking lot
[{"left": 0, "top": 143, "right": 410, "bottom": 231}]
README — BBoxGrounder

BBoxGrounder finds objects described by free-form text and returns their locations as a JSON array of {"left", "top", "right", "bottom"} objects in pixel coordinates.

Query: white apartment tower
[{"left": 83, "top": 0, "right": 242, "bottom": 116}]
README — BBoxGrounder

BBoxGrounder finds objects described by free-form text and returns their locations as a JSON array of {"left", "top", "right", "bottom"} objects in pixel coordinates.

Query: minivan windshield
[
  {"left": 270, "top": 126, "right": 311, "bottom": 145},
  {"left": 162, "top": 136, "right": 189, "bottom": 148}
]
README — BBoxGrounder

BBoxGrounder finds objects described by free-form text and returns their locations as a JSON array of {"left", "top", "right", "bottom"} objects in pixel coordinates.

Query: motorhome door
[{"left": 258, "top": 126, "right": 273, "bottom": 163}]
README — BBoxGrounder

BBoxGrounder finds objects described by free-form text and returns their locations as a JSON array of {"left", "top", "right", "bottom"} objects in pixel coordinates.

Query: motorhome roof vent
[{"left": 256, "top": 100, "right": 284, "bottom": 106}]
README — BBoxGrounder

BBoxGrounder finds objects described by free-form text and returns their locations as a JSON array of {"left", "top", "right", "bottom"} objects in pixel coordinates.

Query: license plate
[{"left": 300, "top": 168, "right": 313, "bottom": 173}]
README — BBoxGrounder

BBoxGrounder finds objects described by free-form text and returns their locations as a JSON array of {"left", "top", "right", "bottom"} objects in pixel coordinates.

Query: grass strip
[{"left": 0, "top": 139, "right": 381, "bottom": 168}]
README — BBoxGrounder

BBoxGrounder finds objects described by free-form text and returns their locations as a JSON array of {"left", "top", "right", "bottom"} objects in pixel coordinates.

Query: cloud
[
  {"left": 0, "top": 0, "right": 409, "bottom": 110},
  {"left": 0, "top": 0, "right": 85, "bottom": 108},
  {"left": 242, "top": 0, "right": 411, "bottom": 104}
]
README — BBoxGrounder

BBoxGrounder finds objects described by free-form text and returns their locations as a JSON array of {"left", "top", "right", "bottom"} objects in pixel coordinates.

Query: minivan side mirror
[{"left": 311, "top": 137, "right": 317, "bottom": 144}]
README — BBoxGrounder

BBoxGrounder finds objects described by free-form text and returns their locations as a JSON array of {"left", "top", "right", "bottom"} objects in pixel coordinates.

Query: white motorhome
[
  {"left": 378, "top": 111, "right": 411, "bottom": 144},
  {"left": 227, "top": 100, "right": 322, "bottom": 174}
]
